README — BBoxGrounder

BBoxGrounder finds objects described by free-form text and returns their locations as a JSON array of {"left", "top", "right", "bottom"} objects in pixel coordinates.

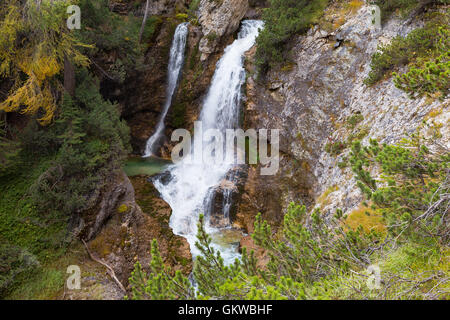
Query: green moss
[
  {"left": 0, "top": 157, "right": 70, "bottom": 298},
  {"left": 118, "top": 204, "right": 128, "bottom": 214}
]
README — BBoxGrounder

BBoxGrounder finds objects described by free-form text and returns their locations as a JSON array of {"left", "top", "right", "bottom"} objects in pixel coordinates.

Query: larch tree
[{"left": 0, "top": 0, "right": 90, "bottom": 125}]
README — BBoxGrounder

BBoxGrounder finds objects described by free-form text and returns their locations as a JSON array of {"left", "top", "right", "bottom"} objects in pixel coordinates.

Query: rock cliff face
[
  {"left": 68, "top": 171, "right": 191, "bottom": 300},
  {"left": 122, "top": 18, "right": 179, "bottom": 154},
  {"left": 62, "top": 0, "right": 450, "bottom": 301},
  {"left": 197, "top": 0, "right": 249, "bottom": 61},
  {"left": 120, "top": 0, "right": 252, "bottom": 155},
  {"left": 239, "top": 4, "right": 448, "bottom": 228},
  {"left": 84, "top": 1, "right": 448, "bottom": 299}
]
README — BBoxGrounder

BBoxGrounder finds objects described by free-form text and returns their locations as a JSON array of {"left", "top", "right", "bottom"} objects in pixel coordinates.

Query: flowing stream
[
  {"left": 154, "top": 20, "right": 264, "bottom": 264},
  {"left": 144, "top": 22, "right": 189, "bottom": 157}
]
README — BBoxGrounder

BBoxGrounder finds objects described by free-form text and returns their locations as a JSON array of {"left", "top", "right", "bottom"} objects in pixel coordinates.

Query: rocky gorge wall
[
  {"left": 69, "top": 0, "right": 261, "bottom": 298},
  {"left": 114, "top": 0, "right": 448, "bottom": 248},
  {"left": 239, "top": 3, "right": 449, "bottom": 232},
  {"left": 75, "top": 0, "right": 448, "bottom": 298}
]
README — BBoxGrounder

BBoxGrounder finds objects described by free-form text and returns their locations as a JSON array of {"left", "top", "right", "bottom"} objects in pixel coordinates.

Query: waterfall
[
  {"left": 154, "top": 20, "right": 264, "bottom": 264},
  {"left": 144, "top": 22, "right": 189, "bottom": 157}
]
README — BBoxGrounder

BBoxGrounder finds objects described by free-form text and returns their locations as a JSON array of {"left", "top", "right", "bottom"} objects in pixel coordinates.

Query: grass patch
[
  {"left": 316, "top": 185, "right": 339, "bottom": 208},
  {"left": 0, "top": 157, "right": 70, "bottom": 298},
  {"left": 344, "top": 205, "right": 386, "bottom": 234}
]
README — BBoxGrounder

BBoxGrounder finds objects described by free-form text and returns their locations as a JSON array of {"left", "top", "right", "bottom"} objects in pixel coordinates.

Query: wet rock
[
  {"left": 151, "top": 169, "right": 173, "bottom": 186},
  {"left": 206, "top": 165, "right": 248, "bottom": 228},
  {"left": 206, "top": 179, "right": 239, "bottom": 228}
]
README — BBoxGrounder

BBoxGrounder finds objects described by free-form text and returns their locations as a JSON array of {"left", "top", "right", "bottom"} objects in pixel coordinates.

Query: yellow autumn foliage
[
  {"left": 0, "top": 0, "right": 90, "bottom": 125},
  {"left": 0, "top": 77, "right": 56, "bottom": 125},
  {"left": 0, "top": 3, "right": 22, "bottom": 76}
]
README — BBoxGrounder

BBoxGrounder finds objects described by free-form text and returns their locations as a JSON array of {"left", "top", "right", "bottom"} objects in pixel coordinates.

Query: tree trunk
[
  {"left": 64, "top": 55, "right": 76, "bottom": 96},
  {"left": 139, "top": 0, "right": 150, "bottom": 43}
]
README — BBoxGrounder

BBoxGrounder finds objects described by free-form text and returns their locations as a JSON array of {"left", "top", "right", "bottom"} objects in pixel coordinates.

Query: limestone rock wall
[
  {"left": 240, "top": 5, "right": 448, "bottom": 226},
  {"left": 198, "top": 0, "right": 249, "bottom": 61}
]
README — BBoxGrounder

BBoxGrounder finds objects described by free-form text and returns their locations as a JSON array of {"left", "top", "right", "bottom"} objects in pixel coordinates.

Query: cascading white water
[
  {"left": 154, "top": 20, "right": 264, "bottom": 264},
  {"left": 144, "top": 22, "right": 189, "bottom": 157}
]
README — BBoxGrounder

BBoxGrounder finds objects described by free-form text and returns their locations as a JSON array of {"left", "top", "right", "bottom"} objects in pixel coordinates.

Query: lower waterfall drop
[{"left": 154, "top": 20, "right": 264, "bottom": 264}]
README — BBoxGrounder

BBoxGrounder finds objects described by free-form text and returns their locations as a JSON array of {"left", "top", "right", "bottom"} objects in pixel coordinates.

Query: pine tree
[
  {"left": 256, "top": 0, "right": 329, "bottom": 72},
  {"left": 128, "top": 239, "right": 195, "bottom": 300},
  {"left": 349, "top": 133, "right": 449, "bottom": 240}
]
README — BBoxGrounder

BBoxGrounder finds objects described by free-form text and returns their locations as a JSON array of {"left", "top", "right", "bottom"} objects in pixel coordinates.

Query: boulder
[{"left": 205, "top": 165, "right": 248, "bottom": 228}]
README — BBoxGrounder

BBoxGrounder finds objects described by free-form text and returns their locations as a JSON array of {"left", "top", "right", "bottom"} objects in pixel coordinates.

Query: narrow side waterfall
[
  {"left": 144, "top": 22, "right": 189, "bottom": 157},
  {"left": 154, "top": 20, "right": 264, "bottom": 264}
]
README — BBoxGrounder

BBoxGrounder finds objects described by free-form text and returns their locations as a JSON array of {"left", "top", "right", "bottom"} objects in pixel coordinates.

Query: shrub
[
  {"left": 255, "top": 0, "right": 329, "bottom": 73},
  {"left": 29, "top": 70, "right": 130, "bottom": 218},
  {"left": 393, "top": 49, "right": 449, "bottom": 99},
  {"left": 130, "top": 131, "right": 449, "bottom": 300},
  {"left": 364, "top": 11, "right": 449, "bottom": 91},
  {"left": 372, "top": 0, "right": 449, "bottom": 22}
]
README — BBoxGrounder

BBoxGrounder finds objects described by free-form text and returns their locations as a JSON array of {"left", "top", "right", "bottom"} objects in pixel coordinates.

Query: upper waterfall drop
[
  {"left": 144, "top": 22, "right": 189, "bottom": 157},
  {"left": 154, "top": 20, "right": 264, "bottom": 264}
]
